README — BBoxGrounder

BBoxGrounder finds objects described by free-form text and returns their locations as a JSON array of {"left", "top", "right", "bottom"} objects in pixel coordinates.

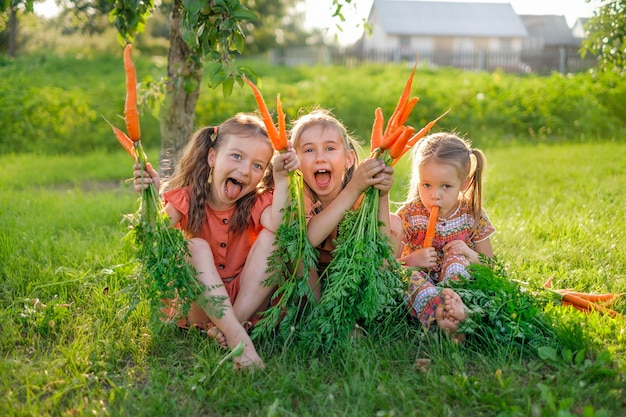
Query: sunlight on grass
[{"left": 1, "top": 143, "right": 625, "bottom": 416}]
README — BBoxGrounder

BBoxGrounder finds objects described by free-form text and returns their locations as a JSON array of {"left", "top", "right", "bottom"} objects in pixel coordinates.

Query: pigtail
[
  {"left": 186, "top": 126, "right": 218, "bottom": 236},
  {"left": 466, "top": 148, "right": 487, "bottom": 222}
]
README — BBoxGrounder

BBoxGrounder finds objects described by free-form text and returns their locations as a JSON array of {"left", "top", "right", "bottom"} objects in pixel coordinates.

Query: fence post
[{"left": 559, "top": 47, "right": 566, "bottom": 73}]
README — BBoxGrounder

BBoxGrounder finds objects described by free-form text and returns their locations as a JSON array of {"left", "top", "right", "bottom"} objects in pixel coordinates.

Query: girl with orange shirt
[{"left": 134, "top": 113, "right": 298, "bottom": 369}]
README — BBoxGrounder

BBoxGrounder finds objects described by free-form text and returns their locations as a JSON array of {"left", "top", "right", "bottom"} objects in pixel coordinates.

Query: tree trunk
[
  {"left": 159, "top": 0, "right": 203, "bottom": 178},
  {"left": 8, "top": 7, "right": 18, "bottom": 57}
]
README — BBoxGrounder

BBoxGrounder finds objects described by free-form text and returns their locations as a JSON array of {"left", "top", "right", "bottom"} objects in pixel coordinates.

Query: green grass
[{"left": 1, "top": 143, "right": 625, "bottom": 416}]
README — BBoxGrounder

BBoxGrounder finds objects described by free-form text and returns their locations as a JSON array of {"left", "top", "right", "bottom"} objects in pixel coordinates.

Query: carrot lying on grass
[
  {"left": 543, "top": 280, "right": 623, "bottom": 316},
  {"left": 423, "top": 205, "right": 439, "bottom": 248},
  {"left": 123, "top": 44, "right": 141, "bottom": 141},
  {"left": 560, "top": 292, "right": 621, "bottom": 317}
]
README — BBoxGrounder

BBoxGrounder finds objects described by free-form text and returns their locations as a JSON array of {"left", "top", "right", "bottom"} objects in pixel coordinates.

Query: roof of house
[
  {"left": 571, "top": 17, "right": 590, "bottom": 39},
  {"left": 520, "top": 15, "right": 579, "bottom": 46},
  {"left": 369, "top": 0, "right": 528, "bottom": 37}
]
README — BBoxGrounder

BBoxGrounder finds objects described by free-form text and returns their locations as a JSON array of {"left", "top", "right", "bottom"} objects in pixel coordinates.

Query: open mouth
[
  {"left": 314, "top": 169, "right": 331, "bottom": 188},
  {"left": 224, "top": 177, "right": 244, "bottom": 200}
]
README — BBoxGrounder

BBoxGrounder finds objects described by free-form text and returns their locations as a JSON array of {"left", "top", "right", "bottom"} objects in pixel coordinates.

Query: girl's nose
[{"left": 238, "top": 164, "right": 251, "bottom": 176}]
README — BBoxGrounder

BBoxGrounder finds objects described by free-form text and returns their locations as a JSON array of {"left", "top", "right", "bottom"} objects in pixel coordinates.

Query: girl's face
[
  {"left": 295, "top": 124, "right": 355, "bottom": 204},
  {"left": 418, "top": 159, "right": 468, "bottom": 218},
  {"left": 207, "top": 134, "right": 273, "bottom": 210}
]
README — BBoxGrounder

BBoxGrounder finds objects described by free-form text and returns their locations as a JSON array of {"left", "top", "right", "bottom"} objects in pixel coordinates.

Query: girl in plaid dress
[{"left": 396, "top": 133, "right": 495, "bottom": 337}]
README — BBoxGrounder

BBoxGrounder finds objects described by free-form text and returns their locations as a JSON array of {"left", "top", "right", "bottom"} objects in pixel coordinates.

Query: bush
[{"left": 1, "top": 54, "right": 625, "bottom": 155}]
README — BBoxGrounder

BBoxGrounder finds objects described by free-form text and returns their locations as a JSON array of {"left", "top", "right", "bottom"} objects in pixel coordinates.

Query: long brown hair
[
  {"left": 408, "top": 132, "right": 487, "bottom": 221},
  {"left": 164, "top": 113, "right": 274, "bottom": 235}
]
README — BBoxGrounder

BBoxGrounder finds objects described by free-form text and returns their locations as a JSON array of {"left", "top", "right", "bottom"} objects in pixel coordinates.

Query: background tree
[
  {"left": 1, "top": 0, "right": 360, "bottom": 172},
  {"left": 1, "top": 0, "right": 34, "bottom": 57},
  {"left": 107, "top": 0, "right": 312, "bottom": 175},
  {"left": 582, "top": 0, "right": 625, "bottom": 75}
]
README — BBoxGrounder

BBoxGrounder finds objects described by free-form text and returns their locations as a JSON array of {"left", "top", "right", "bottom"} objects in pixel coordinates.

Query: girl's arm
[
  {"left": 374, "top": 164, "right": 396, "bottom": 242},
  {"left": 260, "top": 147, "right": 299, "bottom": 232},
  {"left": 443, "top": 238, "right": 493, "bottom": 264},
  {"left": 307, "top": 158, "right": 386, "bottom": 247},
  {"left": 133, "top": 162, "right": 183, "bottom": 226}
]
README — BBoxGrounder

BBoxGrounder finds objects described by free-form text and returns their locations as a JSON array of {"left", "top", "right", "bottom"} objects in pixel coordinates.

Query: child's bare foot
[
  {"left": 435, "top": 288, "right": 468, "bottom": 342},
  {"left": 442, "top": 288, "right": 468, "bottom": 324},
  {"left": 206, "top": 325, "right": 227, "bottom": 348},
  {"left": 227, "top": 328, "right": 265, "bottom": 370}
]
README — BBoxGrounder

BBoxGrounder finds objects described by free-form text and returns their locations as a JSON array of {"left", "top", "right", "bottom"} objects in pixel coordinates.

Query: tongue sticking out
[
  {"left": 225, "top": 179, "right": 243, "bottom": 200},
  {"left": 314, "top": 171, "right": 331, "bottom": 188}
]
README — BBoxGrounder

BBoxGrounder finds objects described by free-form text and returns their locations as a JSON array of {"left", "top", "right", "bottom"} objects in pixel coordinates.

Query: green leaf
[
  {"left": 537, "top": 346, "right": 558, "bottom": 362},
  {"left": 221, "top": 77, "right": 234, "bottom": 96}
]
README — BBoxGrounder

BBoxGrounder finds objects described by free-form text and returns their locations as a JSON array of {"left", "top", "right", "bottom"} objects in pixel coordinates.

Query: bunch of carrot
[
  {"left": 543, "top": 276, "right": 623, "bottom": 317},
  {"left": 244, "top": 78, "right": 317, "bottom": 339},
  {"left": 107, "top": 44, "right": 203, "bottom": 318},
  {"left": 369, "top": 59, "right": 449, "bottom": 167},
  {"left": 369, "top": 59, "right": 448, "bottom": 250}
]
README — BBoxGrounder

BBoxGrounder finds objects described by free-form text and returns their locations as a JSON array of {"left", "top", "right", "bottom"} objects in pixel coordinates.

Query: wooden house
[{"left": 360, "top": 0, "right": 528, "bottom": 71}]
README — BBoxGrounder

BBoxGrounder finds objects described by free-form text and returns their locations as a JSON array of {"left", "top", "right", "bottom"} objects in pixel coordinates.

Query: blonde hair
[
  {"left": 290, "top": 108, "right": 361, "bottom": 191},
  {"left": 408, "top": 132, "right": 487, "bottom": 221},
  {"left": 165, "top": 113, "right": 273, "bottom": 235}
]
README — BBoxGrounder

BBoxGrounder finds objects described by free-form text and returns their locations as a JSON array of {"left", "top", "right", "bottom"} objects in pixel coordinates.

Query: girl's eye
[
  {"left": 422, "top": 183, "right": 430, "bottom": 189},
  {"left": 325, "top": 146, "right": 336, "bottom": 152},
  {"left": 303, "top": 148, "right": 313, "bottom": 153},
  {"left": 253, "top": 163, "right": 264, "bottom": 170},
  {"left": 231, "top": 153, "right": 242, "bottom": 160}
]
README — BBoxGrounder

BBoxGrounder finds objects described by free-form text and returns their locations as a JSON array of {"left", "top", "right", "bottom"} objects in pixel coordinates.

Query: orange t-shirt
[{"left": 164, "top": 188, "right": 273, "bottom": 281}]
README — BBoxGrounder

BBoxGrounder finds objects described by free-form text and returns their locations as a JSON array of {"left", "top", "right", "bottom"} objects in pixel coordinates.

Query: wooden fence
[{"left": 270, "top": 46, "right": 597, "bottom": 75}]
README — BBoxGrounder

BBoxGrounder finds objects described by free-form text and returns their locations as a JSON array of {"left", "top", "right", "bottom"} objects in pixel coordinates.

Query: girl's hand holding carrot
[
  {"left": 133, "top": 162, "right": 160, "bottom": 193},
  {"left": 271, "top": 143, "right": 299, "bottom": 180},
  {"left": 348, "top": 158, "right": 388, "bottom": 195},
  {"left": 402, "top": 247, "right": 438, "bottom": 269},
  {"left": 372, "top": 164, "right": 395, "bottom": 197}
]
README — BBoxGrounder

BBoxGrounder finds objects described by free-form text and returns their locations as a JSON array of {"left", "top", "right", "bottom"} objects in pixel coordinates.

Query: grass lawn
[{"left": 1, "top": 141, "right": 625, "bottom": 416}]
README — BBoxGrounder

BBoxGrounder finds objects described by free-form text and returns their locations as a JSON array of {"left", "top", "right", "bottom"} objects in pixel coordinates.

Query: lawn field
[{"left": 1, "top": 141, "right": 625, "bottom": 416}]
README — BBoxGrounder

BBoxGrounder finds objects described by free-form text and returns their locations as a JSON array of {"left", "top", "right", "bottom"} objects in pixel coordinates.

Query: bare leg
[
  {"left": 188, "top": 238, "right": 264, "bottom": 369},
  {"left": 308, "top": 268, "right": 322, "bottom": 302},
  {"left": 234, "top": 229, "right": 280, "bottom": 323}
]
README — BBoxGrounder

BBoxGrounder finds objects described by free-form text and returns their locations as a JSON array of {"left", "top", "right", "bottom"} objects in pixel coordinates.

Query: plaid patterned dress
[{"left": 397, "top": 198, "right": 495, "bottom": 330}]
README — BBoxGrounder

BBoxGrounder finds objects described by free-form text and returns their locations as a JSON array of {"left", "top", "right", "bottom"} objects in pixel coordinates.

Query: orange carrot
[
  {"left": 391, "top": 109, "right": 451, "bottom": 165},
  {"left": 370, "top": 107, "right": 384, "bottom": 151},
  {"left": 388, "top": 126, "right": 415, "bottom": 160},
  {"left": 407, "top": 110, "right": 450, "bottom": 148},
  {"left": 379, "top": 124, "right": 406, "bottom": 151},
  {"left": 384, "top": 60, "right": 417, "bottom": 137},
  {"left": 123, "top": 44, "right": 141, "bottom": 141},
  {"left": 275, "top": 94, "right": 288, "bottom": 151},
  {"left": 396, "top": 96, "right": 419, "bottom": 127},
  {"left": 244, "top": 77, "right": 282, "bottom": 149},
  {"left": 423, "top": 205, "right": 439, "bottom": 248},
  {"left": 561, "top": 300, "right": 590, "bottom": 313},
  {"left": 102, "top": 116, "right": 137, "bottom": 162},
  {"left": 561, "top": 293, "right": 621, "bottom": 317},
  {"left": 556, "top": 290, "right": 622, "bottom": 304},
  {"left": 543, "top": 275, "right": 554, "bottom": 288}
]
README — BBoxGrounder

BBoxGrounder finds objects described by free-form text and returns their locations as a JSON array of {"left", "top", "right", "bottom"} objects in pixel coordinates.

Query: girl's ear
[
  {"left": 207, "top": 148, "right": 216, "bottom": 169},
  {"left": 345, "top": 148, "right": 356, "bottom": 170}
]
